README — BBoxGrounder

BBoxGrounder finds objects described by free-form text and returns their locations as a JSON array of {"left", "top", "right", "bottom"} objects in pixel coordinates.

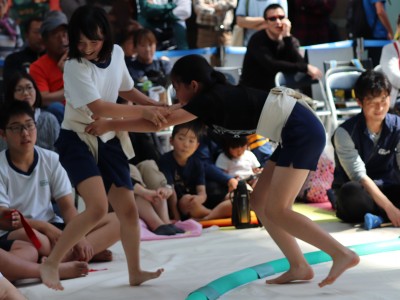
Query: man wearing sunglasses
[{"left": 240, "top": 3, "right": 321, "bottom": 93}]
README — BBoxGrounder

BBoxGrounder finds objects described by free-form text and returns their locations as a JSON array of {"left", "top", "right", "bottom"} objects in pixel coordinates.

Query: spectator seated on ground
[
  {"left": 0, "top": 101, "right": 119, "bottom": 263},
  {"left": 216, "top": 135, "right": 262, "bottom": 190},
  {"left": 0, "top": 71, "right": 59, "bottom": 152},
  {"left": 331, "top": 70, "right": 400, "bottom": 227},
  {"left": 130, "top": 160, "right": 184, "bottom": 235},
  {"left": 0, "top": 240, "right": 88, "bottom": 284},
  {"left": 158, "top": 121, "right": 232, "bottom": 221}
]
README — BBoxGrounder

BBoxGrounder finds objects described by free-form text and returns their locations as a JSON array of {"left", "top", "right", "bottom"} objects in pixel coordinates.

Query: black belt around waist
[{"left": 197, "top": 24, "right": 231, "bottom": 32}]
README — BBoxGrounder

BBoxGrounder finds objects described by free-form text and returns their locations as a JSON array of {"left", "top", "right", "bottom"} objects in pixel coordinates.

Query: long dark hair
[
  {"left": 4, "top": 72, "right": 42, "bottom": 108},
  {"left": 68, "top": 5, "right": 114, "bottom": 63},
  {"left": 171, "top": 55, "right": 227, "bottom": 89}
]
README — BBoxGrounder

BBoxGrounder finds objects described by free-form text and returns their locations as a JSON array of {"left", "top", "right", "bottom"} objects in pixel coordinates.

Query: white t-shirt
[
  {"left": 0, "top": 147, "right": 71, "bottom": 237},
  {"left": 216, "top": 150, "right": 260, "bottom": 180},
  {"left": 62, "top": 44, "right": 134, "bottom": 143}
]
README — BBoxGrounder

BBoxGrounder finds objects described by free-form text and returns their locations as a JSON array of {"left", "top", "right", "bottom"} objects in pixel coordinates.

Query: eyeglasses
[
  {"left": 266, "top": 15, "right": 285, "bottom": 22},
  {"left": 14, "top": 85, "right": 35, "bottom": 94},
  {"left": 6, "top": 121, "right": 36, "bottom": 134}
]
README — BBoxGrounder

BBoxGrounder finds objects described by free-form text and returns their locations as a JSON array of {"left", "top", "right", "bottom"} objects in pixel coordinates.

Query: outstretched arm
[
  {"left": 87, "top": 99, "right": 169, "bottom": 127},
  {"left": 86, "top": 107, "right": 197, "bottom": 135}
]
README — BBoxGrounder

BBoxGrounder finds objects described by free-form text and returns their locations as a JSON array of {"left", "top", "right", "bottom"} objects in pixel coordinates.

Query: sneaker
[{"left": 168, "top": 224, "right": 185, "bottom": 234}]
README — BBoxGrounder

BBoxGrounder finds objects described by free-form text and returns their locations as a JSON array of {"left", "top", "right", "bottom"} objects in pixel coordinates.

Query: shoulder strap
[{"left": 245, "top": 0, "right": 249, "bottom": 16}]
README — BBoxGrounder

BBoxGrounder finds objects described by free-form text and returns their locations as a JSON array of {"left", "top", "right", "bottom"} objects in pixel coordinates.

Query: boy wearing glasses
[
  {"left": 240, "top": 3, "right": 321, "bottom": 92},
  {"left": 0, "top": 101, "right": 119, "bottom": 263}
]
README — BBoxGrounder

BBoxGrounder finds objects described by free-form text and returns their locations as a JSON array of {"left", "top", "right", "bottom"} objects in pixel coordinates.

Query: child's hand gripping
[
  {"left": 2, "top": 209, "right": 22, "bottom": 230},
  {"left": 142, "top": 105, "right": 170, "bottom": 128}
]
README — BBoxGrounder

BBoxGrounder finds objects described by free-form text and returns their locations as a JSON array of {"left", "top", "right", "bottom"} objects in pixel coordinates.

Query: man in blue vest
[{"left": 331, "top": 70, "right": 400, "bottom": 226}]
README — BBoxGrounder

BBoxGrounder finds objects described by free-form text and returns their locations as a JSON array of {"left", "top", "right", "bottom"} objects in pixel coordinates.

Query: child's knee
[{"left": 86, "top": 202, "right": 109, "bottom": 220}]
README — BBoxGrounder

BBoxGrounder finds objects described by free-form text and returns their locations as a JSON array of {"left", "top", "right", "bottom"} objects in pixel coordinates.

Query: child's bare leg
[
  {"left": 82, "top": 212, "right": 120, "bottom": 262},
  {"left": 179, "top": 197, "right": 211, "bottom": 219},
  {"left": 40, "top": 176, "right": 109, "bottom": 291},
  {"left": 108, "top": 185, "right": 163, "bottom": 286},
  {"left": 202, "top": 200, "right": 232, "bottom": 220},
  {"left": 0, "top": 248, "right": 88, "bottom": 282},
  {"left": 251, "top": 161, "right": 314, "bottom": 284},
  {"left": 167, "top": 192, "right": 180, "bottom": 220},
  {"left": 9, "top": 240, "right": 38, "bottom": 262},
  {"left": 253, "top": 163, "right": 359, "bottom": 286},
  {"left": 135, "top": 196, "right": 167, "bottom": 231},
  {"left": 0, "top": 276, "right": 26, "bottom": 300},
  {"left": 8, "top": 228, "right": 52, "bottom": 257},
  {"left": 151, "top": 196, "right": 171, "bottom": 224}
]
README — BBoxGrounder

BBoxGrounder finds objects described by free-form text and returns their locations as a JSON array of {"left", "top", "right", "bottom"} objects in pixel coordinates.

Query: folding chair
[
  {"left": 324, "top": 66, "right": 364, "bottom": 129},
  {"left": 274, "top": 71, "right": 334, "bottom": 136},
  {"left": 214, "top": 66, "right": 242, "bottom": 85},
  {"left": 323, "top": 58, "right": 372, "bottom": 74}
]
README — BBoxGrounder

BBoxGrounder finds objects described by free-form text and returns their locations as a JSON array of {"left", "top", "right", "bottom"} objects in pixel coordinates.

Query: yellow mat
[{"left": 293, "top": 203, "right": 339, "bottom": 223}]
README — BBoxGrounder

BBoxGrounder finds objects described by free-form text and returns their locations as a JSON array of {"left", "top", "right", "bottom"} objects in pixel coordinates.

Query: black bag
[
  {"left": 231, "top": 180, "right": 252, "bottom": 229},
  {"left": 346, "top": 0, "right": 377, "bottom": 39},
  {"left": 152, "top": 24, "right": 177, "bottom": 51}
]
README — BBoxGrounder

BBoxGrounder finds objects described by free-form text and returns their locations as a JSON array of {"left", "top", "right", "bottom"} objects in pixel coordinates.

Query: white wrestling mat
[{"left": 17, "top": 222, "right": 400, "bottom": 300}]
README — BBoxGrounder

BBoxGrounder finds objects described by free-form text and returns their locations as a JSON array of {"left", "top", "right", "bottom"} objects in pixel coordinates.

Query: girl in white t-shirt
[{"left": 39, "top": 5, "right": 167, "bottom": 290}]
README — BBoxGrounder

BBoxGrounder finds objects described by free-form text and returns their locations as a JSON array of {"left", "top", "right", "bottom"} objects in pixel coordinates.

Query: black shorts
[
  {"left": 269, "top": 102, "right": 326, "bottom": 171},
  {"left": 55, "top": 129, "right": 133, "bottom": 193},
  {"left": 0, "top": 239, "right": 14, "bottom": 251}
]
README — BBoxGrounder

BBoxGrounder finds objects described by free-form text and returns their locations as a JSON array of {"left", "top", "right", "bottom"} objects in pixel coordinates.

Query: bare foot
[
  {"left": 40, "top": 259, "right": 63, "bottom": 291},
  {"left": 266, "top": 264, "right": 314, "bottom": 284},
  {"left": 59, "top": 261, "right": 89, "bottom": 279},
  {"left": 90, "top": 249, "right": 113, "bottom": 262},
  {"left": 319, "top": 250, "right": 359, "bottom": 287},
  {"left": 129, "top": 268, "right": 164, "bottom": 286}
]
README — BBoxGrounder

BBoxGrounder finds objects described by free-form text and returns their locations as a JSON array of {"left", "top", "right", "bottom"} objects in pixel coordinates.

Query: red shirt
[{"left": 30, "top": 54, "right": 63, "bottom": 93}]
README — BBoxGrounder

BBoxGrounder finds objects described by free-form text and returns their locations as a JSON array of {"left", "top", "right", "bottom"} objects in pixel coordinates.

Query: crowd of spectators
[{"left": 0, "top": 0, "right": 399, "bottom": 290}]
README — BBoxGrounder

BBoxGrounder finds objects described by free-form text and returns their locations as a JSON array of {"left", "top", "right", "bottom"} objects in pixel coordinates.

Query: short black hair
[
  {"left": 0, "top": 101, "right": 35, "bottom": 130},
  {"left": 221, "top": 136, "right": 248, "bottom": 159},
  {"left": 354, "top": 70, "right": 392, "bottom": 102},
  {"left": 263, "top": 4, "right": 284, "bottom": 20},
  {"left": 23, "top": 16, "right": 43, "bottom": 34},
  {"left": 171, "top": 120, "right": 205, "bottom": 140},
  {"left": 68, "top": 5, "right": 113, "bottom": 63}
]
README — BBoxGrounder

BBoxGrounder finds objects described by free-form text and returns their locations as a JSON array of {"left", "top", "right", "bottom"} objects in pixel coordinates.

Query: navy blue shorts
[
  {"left": 269, "top": 102, "right": 326, "bottom": 171},
  {"left": 55, "top": 129, "right": 133, "bottom": 193},
  {"left": 0, "top": 239, "right": 14, "bottom": 251}
]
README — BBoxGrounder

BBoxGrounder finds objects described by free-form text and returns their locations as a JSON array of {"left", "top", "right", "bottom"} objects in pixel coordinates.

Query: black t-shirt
[
  {"left": 182, "top": 84, "right": 268, "bottom": 137},
  {"left": 240, "top": 30, "right": 308, "bottom": 91}
]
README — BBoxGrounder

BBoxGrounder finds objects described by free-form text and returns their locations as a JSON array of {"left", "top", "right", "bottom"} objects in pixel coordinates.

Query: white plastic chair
[
  {"left": 324, "top": 66, "right": 364, "bottom": 130},
  {"left": 214, "top": 66, "right": 242, "bottom": 85}
]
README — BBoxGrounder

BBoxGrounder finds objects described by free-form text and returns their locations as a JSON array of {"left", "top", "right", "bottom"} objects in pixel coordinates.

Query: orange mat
[{"left": 199, "top": 211, "right": 259, "bottom": 228}]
